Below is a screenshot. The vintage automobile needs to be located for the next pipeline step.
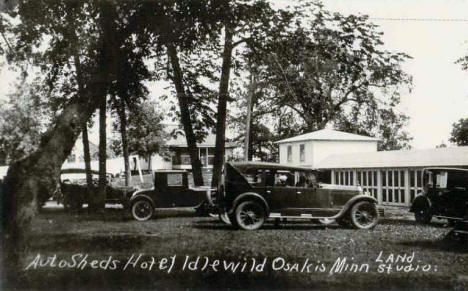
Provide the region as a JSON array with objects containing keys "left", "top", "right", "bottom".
[
  {"left": 59, "top": 168, "right": 134, "bottom": 210},
  {"left": 128, "top": 170, "right": 215, "bottom": 221},
  {"left": 217, "top": 162, "right": 382, "bottom": 230},
  {"left": 410, "top": 167, "right": 468, "bottom": 225}
]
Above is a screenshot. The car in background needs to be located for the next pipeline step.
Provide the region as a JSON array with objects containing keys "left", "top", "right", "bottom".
[
  {"left": 59, "top": 168, "right": 134, "bottom": 209},
  {"left": 217, "top": 162, "right": 382, "bottom": 230},
  {"left": 128, "top": 170, "right": 215, "bottom": 221},
  {"left": 410, "top": 167, "right": 468, "bottom": 225}
]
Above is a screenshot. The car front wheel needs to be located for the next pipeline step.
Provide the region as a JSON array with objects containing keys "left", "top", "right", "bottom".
[
  {"left": 131, "top": 199, "right": 154, "bottom": 221},
  {"left": 349, "top": 201, "right": 379, "bottom": 229},
  {"left": 414, "top": 205, "right": 432, "bottom": 224},
  {"left": 235, "top": 201, "right": 266, "bottom": 230}
]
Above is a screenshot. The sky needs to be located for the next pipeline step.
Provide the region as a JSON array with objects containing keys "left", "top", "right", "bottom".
[
  {"left": 288, "top": 0, "right": 468, "bottom": 149},
  {"left": 1, "top": 0, "right": 468, "bottom": 149}
]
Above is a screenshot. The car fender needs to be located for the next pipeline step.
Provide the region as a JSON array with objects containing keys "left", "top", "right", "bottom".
[
  {"left": 129, "top": 189, "right": 155, "bottom": 208},
  {"left": 230, "top": 192, "right": 270, "bottom": 216},
  {"left": 409, "top": 194, "right": 431, "bottom": 213},
  {"left": 334, "top": 195, "right": 378, "bottom": 218}
]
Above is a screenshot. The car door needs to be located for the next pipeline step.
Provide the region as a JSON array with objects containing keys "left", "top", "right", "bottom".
[
  {"left": 159, "top": 172, "right": 187, "bottom": 207},
  {"left": 269, "top": 170, "right": 313, "bottom": 215},
  {"left": 431, "top": 171, "right": 451, "bottom": 216},
  {"left": 292, "top": 170, "right": 334, "bottom": 216},
  {"left": 446, "top": 171, "right": 468, "bottom": 218}
]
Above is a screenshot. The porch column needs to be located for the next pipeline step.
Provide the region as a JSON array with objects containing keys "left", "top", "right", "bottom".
[
  {"left": 404, "top": 169, "right": 410, "bottom": 206},
  {"left": 331, "top": 170, "right": 335, "bottom": 184},
  {"left": 377, "top": 170, "right": 382, "bottom": 205}
]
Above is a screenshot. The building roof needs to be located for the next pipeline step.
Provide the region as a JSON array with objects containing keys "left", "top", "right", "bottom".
[
  {"left": 316, "top": 146, "right": 468, "bottom": 169},
  {"left": 167, "top": 133, "right": 237, "bottom": 148},
  {"left": 275, "top": 129, "right": 379, "bottom": 144},
  {"left": 229, "top": 161, "right": 316, "bottom": 172}
]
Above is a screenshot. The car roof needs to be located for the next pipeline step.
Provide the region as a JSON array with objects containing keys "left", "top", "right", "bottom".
[
  {"left": 423, "top": 167, "right": 468, "bottom": 172},
  {"left": 229, "top": 161, "right": 316, "bottom": 172}
]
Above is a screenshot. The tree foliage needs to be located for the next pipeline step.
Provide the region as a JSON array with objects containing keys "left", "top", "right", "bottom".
[
  {"left": 449, "top": 118, "right": 468, "bottom": 146},
  {"left": 0, "top": 79, "right": 50, "bottom": 164},
  {"left": 111, "top": 100, "right": 168, "bottom": 159},
  {"left": 230, "top": 2, "right": 413, "bottom": 156}
]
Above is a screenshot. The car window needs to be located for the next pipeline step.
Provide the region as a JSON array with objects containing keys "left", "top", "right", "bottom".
[
  {"left": 295, "top": 170, "right": 316, "bottom": 188},
  {"left": 447, "top": 171, "right": 468, "bottom": 189},
  {"left": 268, "top": 170, "right": 317, "bottom": 188},
  {"left": 272, "top": 170, "right": 294, "bottom": 187},
  {"left": 435, "top": 171, "right": 447, "bottom": 189},
  {"left": 167, "top": 173, "right": 183, "bottom": 186},
  {"left": 243, "top": 169, "right": 263, "bottom": 187}
]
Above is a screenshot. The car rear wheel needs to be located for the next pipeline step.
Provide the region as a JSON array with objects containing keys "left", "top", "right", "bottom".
[
  {"left": 349, "top": 201, "right": 379, "bottom": 229},
  {"left": 131, "top": 199, "right": 154, "bottom": 221},
  {"left": 318, "top": 218, "right": 335, "bottom": 225},
  {"left": 235, "top": 201, "right": 266, "bottom": 230},
  {"left": 219, "top": 212, "right": 231, "bottom": 225},
  {"left": 414, "top": 205, "right": 432, "bottom": 224}
]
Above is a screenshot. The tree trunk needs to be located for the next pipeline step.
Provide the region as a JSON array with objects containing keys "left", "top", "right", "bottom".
[
  {"left": 244, "top": 72, "right": 256, "bottom": 162},
  {"left": 91, "top": 96, "right": 107, "bottom": 210},
  {"left": 148, "top": 154, "right": 152, "bottom": 171},
  {"left": 118, "top": 101, "right": 131, "bottom": 187},
  {"left": 82, "top": 124, "right": 93, "bottom": 192},
  {"left": 211, "top": 23, "right": 234, "bottom": 187},
  {"left": 2, "top": 99, "right": 99, "bottom": 284},
  {"left": 1, "top": 1, "right": 115, "bottom": 283},
  {"left": 166, "top": 44, "right": 204, "bottom": 186}
]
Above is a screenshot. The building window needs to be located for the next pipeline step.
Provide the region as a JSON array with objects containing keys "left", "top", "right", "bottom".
[
  {"left": 287, "top": 145, "right": 292, "bottom": 162},
  {"left": 299, "top": 144, "right": 305, "bottom": 163},
  {"left": 380, "top": 169, "right": 406, "bottom": 205}
]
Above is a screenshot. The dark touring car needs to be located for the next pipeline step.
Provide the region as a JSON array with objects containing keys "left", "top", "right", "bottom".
[
  {"left": 217, "top": 162, "right": 382, "bottom": 230},
  {"left": 128, "top": 170, "right": 215, "bottom": 221},
  {"left": 410, "top": 167, "right": 468, "bottom": 225}
]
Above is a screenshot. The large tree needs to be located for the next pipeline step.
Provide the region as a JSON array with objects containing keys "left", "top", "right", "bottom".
[
  {"left": 0, "top": 0, "right": 139, "bottom": 280},
  {"left": 240, "top": 3, "right": 412, "bottom": 150}
]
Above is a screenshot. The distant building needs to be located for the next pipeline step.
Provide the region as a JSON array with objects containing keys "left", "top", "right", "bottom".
[
  {"left": 167, "top": 133, "right": 237, "bottom": 170},
  {"left": 278, "top": 129, "right": 468, "bottom": 207},
  {"left": 276, "top": 129, "right": 379, "bottom": 168},
  {"left": 64, "top": 131, "right": 237, "bottom": 173}
]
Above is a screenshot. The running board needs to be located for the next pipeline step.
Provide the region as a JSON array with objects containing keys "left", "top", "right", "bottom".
[{"left": 269, "top": 213, "right": 330, "bottom": 220}]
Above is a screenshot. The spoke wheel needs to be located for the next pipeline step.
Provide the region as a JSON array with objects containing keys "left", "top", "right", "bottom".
[
  {"left": 414, "top": 205, "right": 432, "bottom": 224},
  {"left": 350, "top": 201, "right": 379, "bottom": 229},
  {"left": 235, "top": 201, "right": 265, "bottom": 230},
  {"left": 131, "top": 199, "right": 154, "bottom": 221}
]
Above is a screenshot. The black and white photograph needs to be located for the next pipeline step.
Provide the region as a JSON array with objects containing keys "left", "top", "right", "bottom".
[{"left": 0, "top": 0, "right": 467, "bottom": 290}]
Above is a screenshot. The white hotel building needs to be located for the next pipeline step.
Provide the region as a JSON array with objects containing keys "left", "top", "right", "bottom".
[{"left": 277, "top": 129, "right": 468, "bottom": 207}]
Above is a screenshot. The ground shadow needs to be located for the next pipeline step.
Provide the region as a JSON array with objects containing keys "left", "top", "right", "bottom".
[
  {"left": 26, "top": 233, "right": 146, "bottom": 252},
  {"left": 191, "top": 219, "right": 343, "bottom": 231},
  {"left": 395, "top": 231, "right": 468, "bottom": 253},
  {"left": 380, "top": 218, "right": 447, "bottom": 228}
]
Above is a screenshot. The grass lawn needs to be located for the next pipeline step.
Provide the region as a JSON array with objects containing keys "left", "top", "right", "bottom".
[{"left": 3, "top": 205, "right": 468, "bottom": 291}]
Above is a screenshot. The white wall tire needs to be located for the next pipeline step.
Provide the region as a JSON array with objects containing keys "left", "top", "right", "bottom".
[
  {"left": 219, "top": 212, "right": 231, "bottom": 225},
  {"left": 349, "top": 201, "right": 379, "bottom": 229},
  {"left": 131, "top": 199, "right": 154, "bottom": 221},
  {"left": 319, "top": 218, "right": 336, "bottom": 225},
  {"left": 235, "top": 201, "right": 266, "bottom": 230}
]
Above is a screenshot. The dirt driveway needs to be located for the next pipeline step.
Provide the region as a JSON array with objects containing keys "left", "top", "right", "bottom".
[{"left": 6, "top": 205, "right": 468, "bottom": 291}]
